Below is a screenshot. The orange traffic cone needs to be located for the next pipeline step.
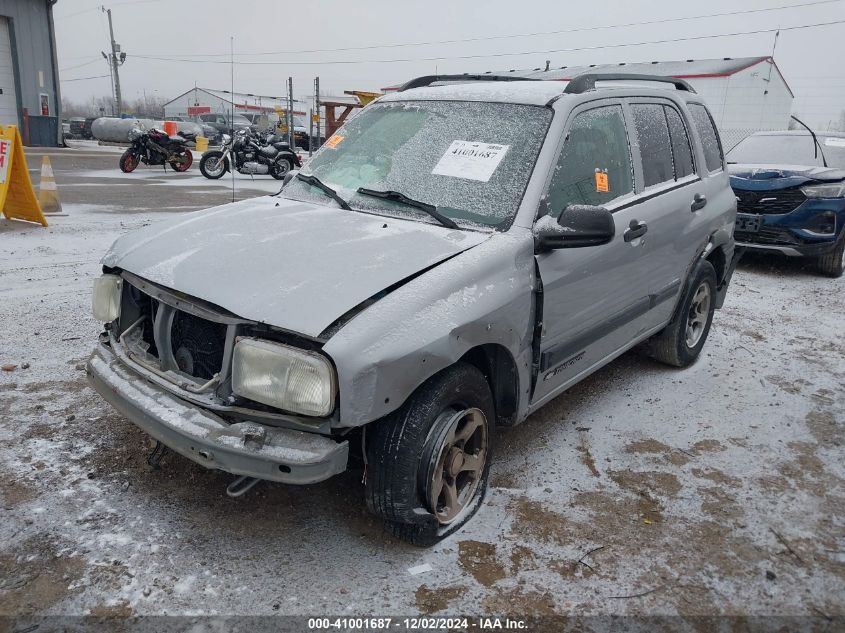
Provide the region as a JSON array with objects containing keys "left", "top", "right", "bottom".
[{"left": 38, "top": 156, "right": 62, "bottom": 214}]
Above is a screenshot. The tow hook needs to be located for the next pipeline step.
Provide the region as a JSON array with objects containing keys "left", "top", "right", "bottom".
[{"left": 226, "top": 475, "right": 261, "bottom": 498}]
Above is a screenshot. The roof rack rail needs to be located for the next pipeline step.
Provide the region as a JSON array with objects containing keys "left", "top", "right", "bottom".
[
  {"left": 397, "top": 74, "right": 540, "bottom": 92},
  {"left": 564, "top": 73, "right": 696, "bottom": 94}
]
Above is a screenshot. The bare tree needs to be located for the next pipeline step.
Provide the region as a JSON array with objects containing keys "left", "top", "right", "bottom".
[{"left": 125, "top": 94, "right": 167, "bottom": 118}]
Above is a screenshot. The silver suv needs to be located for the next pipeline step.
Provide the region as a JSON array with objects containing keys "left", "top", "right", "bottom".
[{"left": 88, "top": 73, "right": 739, "bottom": 545}]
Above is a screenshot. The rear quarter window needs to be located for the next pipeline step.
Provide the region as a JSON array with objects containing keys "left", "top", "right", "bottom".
[{"left": 688, "top": 104, "right": 724, "bottom": 172}]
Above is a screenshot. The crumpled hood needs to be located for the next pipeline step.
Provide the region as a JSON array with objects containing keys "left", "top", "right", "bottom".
[
  {"left": 729, "top": 163, "right": 845, "bottom": 190},
  {"left": 103, "top": 196, "right": 489, "bottom": 338}
]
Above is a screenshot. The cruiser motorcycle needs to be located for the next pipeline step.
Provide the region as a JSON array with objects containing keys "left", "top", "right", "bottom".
[
  {"left": 199, "top": 129, "right": 300, "bottom": 180},
  {"left": 119, "top": 128, "right": 193, "bottom": 173}
]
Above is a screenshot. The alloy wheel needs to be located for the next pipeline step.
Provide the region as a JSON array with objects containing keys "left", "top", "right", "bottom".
[
  {"left": 685, "top": 282, "right": 711, "bottom": 348},
  {"left": 426, "top": 407, "right": 488, "bottom": 525}
]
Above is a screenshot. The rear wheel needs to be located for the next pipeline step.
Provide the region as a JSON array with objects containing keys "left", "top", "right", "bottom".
[
  {"left": 119, "top": 149, "right": 138, "bottom": 173},
  {"left": 646, "top": 259, "right": 717, "bottom": 368},
  {"left": 199, "top": 151, "right": 228, "bottom": 179},
  {"left": 816, "top": 237, "right": 845, "bottom": 278},
  {"left": 270, "top": 158, "right": 293, "bottom": 180},
  {"left": 169, "top": 149, "right": 193, "bottom": 172},
  {"left": 365, "top": 363, "right": 494, "bottom": 546}
]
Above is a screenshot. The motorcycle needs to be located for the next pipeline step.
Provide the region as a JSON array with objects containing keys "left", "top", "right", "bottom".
[
  {"left": 119, "top": 128, "right": 193, "bottom": 173},
  {"left": 199, "top": 129, "right": 300, "bottom": 180}
]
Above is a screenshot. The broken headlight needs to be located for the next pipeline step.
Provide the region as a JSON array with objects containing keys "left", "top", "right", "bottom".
[
  {"left": 92, "top": 274, "right": 122, "bottom": 322},
  {"left": 231, "top": 338, "right": 336, "bottom": 417}
]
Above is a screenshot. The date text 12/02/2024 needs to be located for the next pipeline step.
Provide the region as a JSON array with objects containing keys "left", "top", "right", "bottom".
[{"left": 307, "top": 617, "right": 528, "bottom": 630}]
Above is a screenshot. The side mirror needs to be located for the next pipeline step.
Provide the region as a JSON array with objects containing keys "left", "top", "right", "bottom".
[
  {"left": 283, "top": 169, "right": 300, "bottom": 187},
  {"left": 534, "top": 204, "right": 615, "bottom": 252}
]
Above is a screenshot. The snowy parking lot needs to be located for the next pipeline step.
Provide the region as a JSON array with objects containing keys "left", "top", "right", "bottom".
[{"left": 1, "top": 144, "right": 843, "bottom": 626}]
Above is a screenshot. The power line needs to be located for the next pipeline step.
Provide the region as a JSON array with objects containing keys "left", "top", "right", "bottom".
[
  {"left": 130, "top": 19, "right": 845, "bottom": 66},
  {"left": 60, "top": 57, "right": 102, "bottom": 72},
  {"left": 62, "top": 73, "right": 111, "bottom": 82},
  {"left": 134, "top": 0, "right": 845, "bottom": 58},
  {"left": 55, "top": 0, "right": 164, "bottom": 20}
]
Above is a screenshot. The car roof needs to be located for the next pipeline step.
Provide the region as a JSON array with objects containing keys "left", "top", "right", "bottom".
[
  {"left": 379, "top": 81, "right": 566, "bottom": 106},
  {"left": 746, "top": 130, "right": 845, "bottom": 139},
  {"left": 379, "top": 79, "right": 701, "bottom": 107}
]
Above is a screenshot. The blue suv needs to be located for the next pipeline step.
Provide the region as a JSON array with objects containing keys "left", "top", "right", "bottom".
[{"left": 728, "top": 128, "right": 845, "bottom": 277}]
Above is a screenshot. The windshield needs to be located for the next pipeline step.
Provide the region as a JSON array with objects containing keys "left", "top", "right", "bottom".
[
  {"left": 282, "top": 100, "right": 552, "bottom": 228},
  {"left": 728, "top": 134, "right": 845, "bottom": 169}
]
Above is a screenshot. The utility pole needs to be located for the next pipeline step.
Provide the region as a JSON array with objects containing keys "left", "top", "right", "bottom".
[
  {"left": 286, "top": 77, "right": 294, "bottom": 149},
  {"left": 102, "top": 7, "right": 125, "bottom": 116},
  {"left": 308, "top": 107, "right": 314, "bottom": 157},
  {"left": 314, "top": 76, "right": 321, "bottom": 147}
]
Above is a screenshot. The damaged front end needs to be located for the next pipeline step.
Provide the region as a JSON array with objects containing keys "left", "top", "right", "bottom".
[{"left": 86, "top": 270, "right": 349, "bottom": 485}]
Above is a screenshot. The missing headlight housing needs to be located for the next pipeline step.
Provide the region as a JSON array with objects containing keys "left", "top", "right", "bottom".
[{"left": 231, "top": 338, "right": 336, "bottom": 417}]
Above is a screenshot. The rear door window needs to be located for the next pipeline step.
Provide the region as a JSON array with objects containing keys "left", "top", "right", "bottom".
[
  {"left": 630, "top": 104, "right": 674, "bottom": 187},
  {"left": 689, "top": 103, "right": 724, "bottom": 172},
  {"left": 664, "top": 106, "right": 695, "bottom": 178}
]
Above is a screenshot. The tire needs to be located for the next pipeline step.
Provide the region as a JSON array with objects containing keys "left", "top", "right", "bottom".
[
  {"left": 815, "top": 237, "right": 845, "bottom": 278},
  {"left": 199, "top": 151, "right": 228, "bottom": 179},
  {"left": 646, "top": 259, "right": 718, "bottom": 368},
  {"left": 270, "top": 158, "right": 293, "bottom": 180},
  {"left": 119, "top": 149, "right": 138, "bottom": 173},
  {"left": 365, "top": 362, "right": 495, "bottom": 546},
  {"left": 169, "top": 149, "right": 193, "bottom": 172}
]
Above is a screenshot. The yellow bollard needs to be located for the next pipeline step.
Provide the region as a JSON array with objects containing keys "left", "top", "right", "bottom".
[
  {"left": 195, "top": 136, "right": 208, "bottom": 152},
  {"left": 38, "top": 156, "right": 62, "bottom": 214}
]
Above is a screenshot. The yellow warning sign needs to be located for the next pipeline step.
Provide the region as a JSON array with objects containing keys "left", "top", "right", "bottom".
[
  {"left": 595, "top": 171, "right": 609, "bottom": 193},
  {"left": 0, "top": 125, "right": 47, "bottom": 226}
]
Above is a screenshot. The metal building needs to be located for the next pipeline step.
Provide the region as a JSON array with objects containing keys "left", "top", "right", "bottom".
[
  {"left": 163, "top": 87, "right": 307, "bottom": 121},
  {"left": 0, "top": 0, "right": 61, "bottom": 146},
  {"left": 386, "top": 56, "right": 793, "bottom": 150}
]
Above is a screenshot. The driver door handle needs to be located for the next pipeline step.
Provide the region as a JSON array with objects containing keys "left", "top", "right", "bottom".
[
  {"left": 691, "top": 193, "right": 707, "bottom": 212},
  {"left": 624, "top": 220, "right": 648, "bottom": 242}
]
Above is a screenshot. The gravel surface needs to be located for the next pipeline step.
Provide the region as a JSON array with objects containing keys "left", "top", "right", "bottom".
[{"left": 1, "top": 147, "right": 843, "bottom": 626}]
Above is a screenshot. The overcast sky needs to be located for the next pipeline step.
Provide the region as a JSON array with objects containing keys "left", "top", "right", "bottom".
[{"left": 55, "top": 0, "right": 845, "bottom": 128}]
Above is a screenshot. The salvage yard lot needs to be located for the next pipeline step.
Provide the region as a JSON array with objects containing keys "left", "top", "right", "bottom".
[{"left": 0, "top": 145, "right": 843, "bottom": 621}]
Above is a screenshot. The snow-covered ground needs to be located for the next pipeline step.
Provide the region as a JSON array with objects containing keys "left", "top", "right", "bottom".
[{"left": 0, "top": 154, "right": 843, "bottom": 626}]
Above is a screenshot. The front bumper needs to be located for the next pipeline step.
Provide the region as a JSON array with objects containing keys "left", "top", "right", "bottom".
[
  {"left": 86, "top": 344, "right": 349, "bottom": 484},
  {"left": 734, "top": 199, "right": 845, "bottom": 257}
]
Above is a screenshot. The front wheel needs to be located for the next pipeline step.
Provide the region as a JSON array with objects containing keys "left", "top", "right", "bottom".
[
  {"left": 119, "top": 149, "right": 139, "bottom": 173},
  {"left": 270, "top": 158, "right": 293, "bottom": 180},
  {"left": 365, "top": 362, "right": 494, "bottom": 546},
  {"left": 815, "top": 237, "right": 845, "bottom": 278},
  {"left": 646, "top": 259, "right": 717, "bottom": 368},
  {"left": 169, "top": 149, "right": 193, "bottom": 172},
  {"left": 199, "top": 151, "right": 228, "bottom": 179}
]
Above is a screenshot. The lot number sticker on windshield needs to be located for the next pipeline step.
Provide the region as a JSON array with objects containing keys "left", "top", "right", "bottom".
[
  {"left": 432, "top": 140, "right": 510, "bottom": 182},
  {"left": 824, "top": 137, "right": 845, "bottom": 148},
  {"left": 595, "top": 170, "right": 609, "bottom": 193},
  {"left": 325, "top": 134, "right": 344, "bottom": 149}
]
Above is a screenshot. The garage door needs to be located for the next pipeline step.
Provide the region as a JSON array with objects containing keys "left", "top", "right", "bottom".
[{"left": 0, "top": 17, "right": 19, "bottom": 127}]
